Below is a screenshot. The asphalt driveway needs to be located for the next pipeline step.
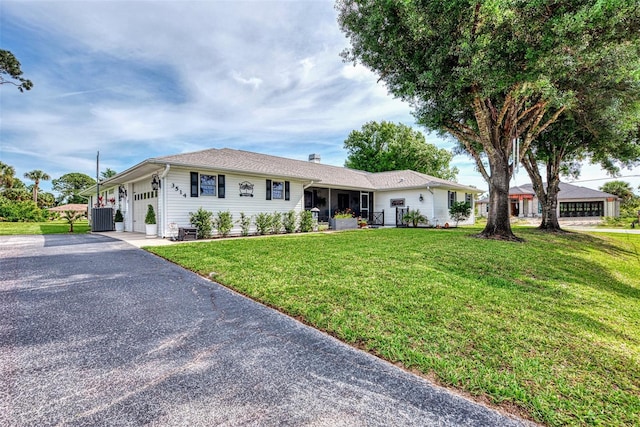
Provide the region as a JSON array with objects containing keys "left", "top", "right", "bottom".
[{"left": 0, "top": 234, "right": 534, "bottom": 426}]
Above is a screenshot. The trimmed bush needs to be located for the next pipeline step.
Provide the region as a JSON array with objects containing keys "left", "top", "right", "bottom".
[
  {"left": 237, "top": 212, "right": 252, "bottom": 236},
  {"left": 299, "top": 210, "right": 313, "bottom": 232},
  {"left": 189, "top": 207, "right": 213, "bottom": 239},
  {"left": 270, "top": 212, "right": 282, "bottom": 234},
  {"left": 214, "top": 210, "right": 233, "bottom": 237},
  {"left": 255, "top": 212, "right": 271, "bottom": 235},
  {"left": 283, "top": 210, "right": 297, "bottom": 233}
]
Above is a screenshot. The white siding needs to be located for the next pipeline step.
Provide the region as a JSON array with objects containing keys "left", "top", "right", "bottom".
[
  {"left": 373, "top": 189, "right": 432, "bottom": 226},
  {"left": 161, "top": 167, "right": 304, "bottom": 237},
  {"left": 374, "top": 188, "right": 475, "bottom": 226}
]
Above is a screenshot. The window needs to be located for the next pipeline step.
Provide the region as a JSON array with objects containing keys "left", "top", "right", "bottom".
[
  {"left": 465, "top": 193, "right": 472, "bottom": 205},
  {"left": 272, "top": 181, "right": 284, "bottom": 199},
  {"left": 448, "top": 191, "right": 457, "bottom": 208},
  {"left": 200, "top": 174, "right": 216, "bottom": 196},
  {"left": 559, "top": 201, "right": 603, "bottom": 217},
  {"left": 191, "top": 172, "right": 225, "bottom": 198},
  {"left": 266, "top": 179, "right": 290, "bottom": 200}
]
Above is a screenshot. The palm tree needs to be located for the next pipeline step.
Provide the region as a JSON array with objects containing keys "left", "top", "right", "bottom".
[
  {"left": 100, "top": 168, "right": 117, "bottom": 181},
  {"left": 24, "top": 169, "right": 51, "bottom": 204},
  {"left": 600, "top": 181, "right": 635, "bottom": 204},
  {"left": 0, "top": 161, "right": 16, "bottom": 189}
]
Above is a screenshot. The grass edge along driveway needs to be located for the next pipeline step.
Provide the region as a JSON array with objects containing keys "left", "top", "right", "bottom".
[{"left": 147, "top": 227, "right": 640, "bottom": 427}]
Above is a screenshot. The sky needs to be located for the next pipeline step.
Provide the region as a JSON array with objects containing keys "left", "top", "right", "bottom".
[{"left": 1, "top": 0, "right": 638, "bottom": 196}]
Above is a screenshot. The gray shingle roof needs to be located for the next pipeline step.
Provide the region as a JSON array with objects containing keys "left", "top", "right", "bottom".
[
  {"left": 151, "top": 148, "right": 480, "bottom": 192},
  {"left": 477, "top": 182, "right": 619, "bottom": 202},
  {"left": 516, "top": 183, "right": 618, "bottom": 199}
]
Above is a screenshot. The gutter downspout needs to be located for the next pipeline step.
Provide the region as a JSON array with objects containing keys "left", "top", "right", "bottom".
[
  {"left": 426, "top": 185, "right": 435, "bottom": 225},
  {"left": 159, "top": 164, "right": 170, "bottom": 238}
]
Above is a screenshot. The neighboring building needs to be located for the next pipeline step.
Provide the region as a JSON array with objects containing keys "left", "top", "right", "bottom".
[
  {"left": 476, "top": 182, "right": 620, "bottom": 219},
  {"left": 48, "top": 203, "right": 88, "bottom": 216},
  {"left": 81, "top": 148, "right": 482, "bottom": 237}
]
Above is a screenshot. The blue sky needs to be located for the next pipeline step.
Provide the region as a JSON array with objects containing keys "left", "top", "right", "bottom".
[{"left": 1, "top": 0, "right": 637, "bottom": 195}]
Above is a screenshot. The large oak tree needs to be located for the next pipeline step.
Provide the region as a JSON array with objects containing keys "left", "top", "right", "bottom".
[{"left": 337, "top": 0, "right": 640, "bottom": 240}]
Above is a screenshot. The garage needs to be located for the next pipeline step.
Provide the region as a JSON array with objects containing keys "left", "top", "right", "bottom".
[{"left": 132, "top": 180, "right": 158, "bottom": 233}]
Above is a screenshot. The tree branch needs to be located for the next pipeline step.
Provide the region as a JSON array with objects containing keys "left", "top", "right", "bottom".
[{"left": 444, "top": 124, "right": 490, "bottom": 181}]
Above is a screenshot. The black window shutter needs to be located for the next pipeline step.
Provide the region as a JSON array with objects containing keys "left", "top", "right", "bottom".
[
  {"left": 266, "top": 179, "right": 272, "bottom": 200},
  {"left": 190, "top": 172, "right": 199, "bottom": 197},
  {"left": 285, "top": 181, "right": 290, "bottom": 201},
  {"left": 218, "top": 175, "right": 225, "bottom": 198}
]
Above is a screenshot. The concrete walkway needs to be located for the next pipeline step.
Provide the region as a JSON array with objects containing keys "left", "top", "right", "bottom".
[{"left": 0, "top": 234, "right": 535, "bottom": 426}]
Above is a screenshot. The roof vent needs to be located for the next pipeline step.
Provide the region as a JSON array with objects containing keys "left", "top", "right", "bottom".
[{"left": 308, "top": 153, "right": 321, "bottom": 163}]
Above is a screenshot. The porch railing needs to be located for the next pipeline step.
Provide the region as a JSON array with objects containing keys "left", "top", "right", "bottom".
[{"left": 370, "top": 210, "right": 384, "bottom": 226}]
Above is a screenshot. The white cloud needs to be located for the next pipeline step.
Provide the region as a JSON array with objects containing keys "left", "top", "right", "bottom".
[
  {"left": 9, "top": 0, "right": 629, "bottom": 196},
  {"left": 231, "top": 71, "right": 263, "bottom": 90}
]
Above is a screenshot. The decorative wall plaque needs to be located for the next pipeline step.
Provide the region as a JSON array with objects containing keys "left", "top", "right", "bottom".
[{"left": 239, "top": 181, "right": 254, "bottom": 197}]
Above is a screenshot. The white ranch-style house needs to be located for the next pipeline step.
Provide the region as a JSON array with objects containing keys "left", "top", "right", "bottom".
[{"left": 83, "top": 148, "right": 482, "bottom": 237}]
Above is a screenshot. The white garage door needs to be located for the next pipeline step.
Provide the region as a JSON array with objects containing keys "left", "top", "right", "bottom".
[{"left": 132, "top": 180, "right": 158, "bottom": 233}]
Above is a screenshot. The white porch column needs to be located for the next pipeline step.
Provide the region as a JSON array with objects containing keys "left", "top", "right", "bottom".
[{"left": 519, "top": 199, "right": 524, "bottom": 217}]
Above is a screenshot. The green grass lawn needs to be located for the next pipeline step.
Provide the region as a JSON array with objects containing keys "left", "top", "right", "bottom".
[
  {"left": 0, "top": 220, "right": 90, "bottom": 235},
  {"left": 147, "top": 228, "right": 640, "bottom": 426}
]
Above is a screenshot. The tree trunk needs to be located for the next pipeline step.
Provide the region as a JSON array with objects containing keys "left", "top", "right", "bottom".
[
  {"left": 522, "top": 148, "right": 564, "bottom": 232},
  {"left": 446, "top": 88, "right": 564, "bottom": 240},
  {"left": 477, "top": 155, "right": 521, "bottom": 241},
  {"left": 538, "top": 185, "right": 561, "bottom": 230}
]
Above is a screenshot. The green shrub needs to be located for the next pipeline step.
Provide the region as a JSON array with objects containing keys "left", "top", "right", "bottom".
[
  {"left": 214, "top": 210, "right": 233, "bottom": 237},
  {"left": 237, "top": 212, "right": 252, "bottom": 236},
  {"left": 283, "top": 210, "right": 297, "bottom": 233},
  {"left": 255, "top": 212, "right": 271, "bottom": 235},
  {"left": 299, "top": 210, "right": 313, "bottom": 232},
  {"left": 114, "top": 209, "right": 124, "bottom": 222},
  {"left": 449, "top": 202, "right": 471, "bottom": 226},
  {"left": 270, "top": 212, "right": 282, "bottom": 234},
  {"left": 601, "top": 216, "right": 636, "bottom": 228},
  {"left": 0, "top": 196, "right": 47, "bottom": 222},
  {"left": 403, "top": 209, "right": 426, "bottom": 227},
  {"left": 189, "top": 207, "right": 213, "bottom": 239},
  {"left": 144, "top": 204, "right": 156, "bottom": 225}
]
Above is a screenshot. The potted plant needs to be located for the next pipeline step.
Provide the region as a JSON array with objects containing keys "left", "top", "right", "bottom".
[
  {"left": 145, "top": 204, "right": 157, "bottom": 238},
  {"left": 329, "top": 208, "right": 358, "bottom": 230},
  {"left": 114, "top": 209, "right": 124, "bottom": 232}
]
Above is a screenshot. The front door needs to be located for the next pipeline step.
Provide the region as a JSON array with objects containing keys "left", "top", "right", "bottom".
[
  {"left": 510, "top": 201, "right": 519, "bottom": 217},
  {"left": 360, "top": 192, "right": 369, "bottom": 220},
  {"left": 338, "top": 193, "right": 350, "bottom": 212}
]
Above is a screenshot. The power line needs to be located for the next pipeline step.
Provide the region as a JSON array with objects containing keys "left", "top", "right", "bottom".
[{"left": 570, "top": 174, "right": 640, "bottom": 183}]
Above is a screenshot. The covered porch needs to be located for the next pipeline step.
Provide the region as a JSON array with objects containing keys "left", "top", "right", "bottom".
[{"left": 304, "top": 186, "right": 379, "bottom": 224}]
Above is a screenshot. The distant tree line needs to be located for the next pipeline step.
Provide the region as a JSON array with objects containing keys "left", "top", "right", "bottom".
[{"left": 0, "top": 160, "right": 115, "bottom": 222}]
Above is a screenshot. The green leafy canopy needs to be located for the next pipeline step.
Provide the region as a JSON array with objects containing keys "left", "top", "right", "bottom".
[{"left": 344, "top": 121, "right": 458, "bottom": 180}]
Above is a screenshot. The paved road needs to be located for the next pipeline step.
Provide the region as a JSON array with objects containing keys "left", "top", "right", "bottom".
[{"left": 0, "top": 234, "right": 534, "bottom": 426}]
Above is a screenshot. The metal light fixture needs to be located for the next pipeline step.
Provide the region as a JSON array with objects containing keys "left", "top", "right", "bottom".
[
  {"left": 419, "top": 193, "right": 424, "bottom": 202},
  {"left": 151, "top": 173, "right": 161, "bottom": 191},
  {"left": 118, "top": 185, "right": 127, "bottom": 199}
]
